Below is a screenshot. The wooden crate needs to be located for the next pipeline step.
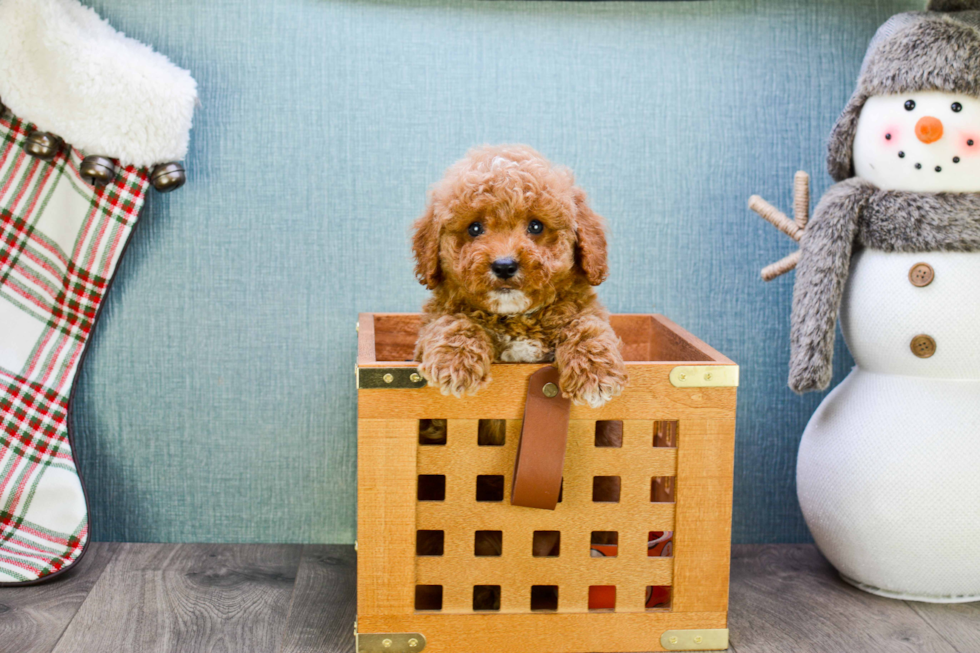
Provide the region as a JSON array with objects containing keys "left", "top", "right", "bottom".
[{"left": 356, "top": 313, "right": 737, "bottom": 653}]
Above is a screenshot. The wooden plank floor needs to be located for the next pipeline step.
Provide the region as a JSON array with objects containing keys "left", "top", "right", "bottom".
[{"left": 1, "top": 544, "right": 976, "bottom": 653}]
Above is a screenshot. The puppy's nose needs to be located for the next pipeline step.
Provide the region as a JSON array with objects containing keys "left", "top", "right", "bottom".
[
  {"left": 491, "top": 258, "right": 519, "bottom": 279},
  {"left": 916, "top": 116, "right": 944, "bottom": 144}
]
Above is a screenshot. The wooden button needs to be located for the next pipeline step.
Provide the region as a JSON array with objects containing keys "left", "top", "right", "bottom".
[
  {"left": 909, "top": 262, "right": 934, "bottom": 287},
  {"left": 910, "top": 334, "right": 936, "bottom": 359}
]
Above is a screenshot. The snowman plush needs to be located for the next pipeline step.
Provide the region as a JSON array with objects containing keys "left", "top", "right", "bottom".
[{"left": 763, "top": 0, "right": 980, "bottom": 602}]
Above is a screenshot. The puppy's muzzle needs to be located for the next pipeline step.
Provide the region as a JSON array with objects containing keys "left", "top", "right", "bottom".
[{"left": 491, "top": 257, "right": 519, "bottom": 280}]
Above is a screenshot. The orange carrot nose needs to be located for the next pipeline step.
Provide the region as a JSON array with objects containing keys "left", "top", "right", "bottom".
[{"left": 916, "top": 116, "right": 944, "bottom": 144}]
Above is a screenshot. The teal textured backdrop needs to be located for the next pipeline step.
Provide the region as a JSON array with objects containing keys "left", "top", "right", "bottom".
[{"left": 72, "top": 0, "right": 920, "bottom": 544}]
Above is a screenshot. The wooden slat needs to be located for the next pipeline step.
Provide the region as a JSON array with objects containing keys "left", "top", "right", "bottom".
[
  {"left": 357, "top": 611, "right": 728, "bottom": 653},
  {"left": 51, "top": 543, "right": 300, "bottom": 653},
  {"left": 649, "top": 315, "right": 734, "bottom": 364},
  {"left": 279, "top": 545, "right": 357, "bottom": 653},
  {"left": 359, "top": 365, "right": 737, "bottom": 421},
  {"left": 671, "top": 419, "right": 736, "bottom": 614},
  {"left": 906, "top": 601, "right": 980, "bottom": 653},
  {"left": 372, "top": 314, "right": 424, "bottom": 362},
  {"left": 0, "top": 542, "right": 118, "bottom": 653},
  {"left": 729, "top": 544, "right": 958, "bottom": 653},
  {"left": 608, "top": 314, "right": 654, "bottom": 362},
  {"left": 357, "top": 313, "right": 377, "bottom": 363},
  {"left": 416, "top": 420, "right": 677, "bottom": 487},
  {"left": 416, "top": 501, "right": 675, "bottom": 534},
  {"left": 415, "top": 555, "right": 673, "bottom": 603},
  {"left": 357, "top": 419, "right": 419, "bottom": 617}
]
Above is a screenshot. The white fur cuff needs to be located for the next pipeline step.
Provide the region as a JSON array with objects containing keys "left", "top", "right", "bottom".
[{"left": 0, "top": 0, "right": 197, "bottom": 168}]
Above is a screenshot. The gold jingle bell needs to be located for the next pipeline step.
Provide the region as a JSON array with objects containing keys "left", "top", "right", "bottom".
[
  {"left": 25, "top": 131, "right": 62, "bottom": 161},
  {"left": 80, "top": 156, "right": 116, "bottom": 185},
  {"left": 150, "top": 162, "right": 186, "bottom": 193}
]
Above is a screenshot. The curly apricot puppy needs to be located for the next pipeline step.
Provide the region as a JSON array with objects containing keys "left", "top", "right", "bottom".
[{"left": 412, "top": 144, "right": 628, "bottom": 408}]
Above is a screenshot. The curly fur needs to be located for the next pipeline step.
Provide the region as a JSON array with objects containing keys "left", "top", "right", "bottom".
[
  {"left": 790, "top": 182, "right": 980, "bottom": 393},
  {"left": 412, "top": 144, "right": 627, "bottom": 408}
]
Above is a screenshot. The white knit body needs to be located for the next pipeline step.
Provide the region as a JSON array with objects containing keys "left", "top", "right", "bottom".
[{"left": 797, "top": 248, "right": 980, "bottom": 602}]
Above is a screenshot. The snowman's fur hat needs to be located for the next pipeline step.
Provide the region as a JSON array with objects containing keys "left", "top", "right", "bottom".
[{"left": 827, "top": 2, "right": 980, "bottom": 181}]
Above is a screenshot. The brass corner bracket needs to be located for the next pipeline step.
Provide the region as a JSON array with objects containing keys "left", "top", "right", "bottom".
[
  {"left": 356, "top": 367, "right": 427, "bottom": 389},
  {"left": 669, "top": 365, "right": 739, "bottom": 388},
  {"left": 661, "top": 628, "right": 729, "bottom": 651},
  {"left": 357, "top": 633, "right": 427, "bottom": 653}
]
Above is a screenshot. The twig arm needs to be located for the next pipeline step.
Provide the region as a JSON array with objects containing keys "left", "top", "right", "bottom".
[
  {"left": 748, "top": 195, "right": 802, "bottom": 242},
  {"left": 761, "top": 250, "right": 800, "bottom": 282},
  {"left": 793, "top": 171, "right": 810, "bottom": 229}
]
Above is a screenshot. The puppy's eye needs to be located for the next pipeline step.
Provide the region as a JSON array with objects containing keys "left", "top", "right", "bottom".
[
  {"left": 905, "top": 100, "right": 916, "bottom": 111},
  {"left": 467, "top": 222, "right": 484, "bottom": 237},
  {"left": 527, "top": 219, "right": 544, "bottom": 235},
  {"left": 952, "top": 102, "right": 963, "bottom": 113}
]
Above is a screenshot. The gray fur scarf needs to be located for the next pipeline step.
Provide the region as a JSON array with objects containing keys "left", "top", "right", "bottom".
[{"left": 790, "top": 181, "right": 980, "bottom": 393}]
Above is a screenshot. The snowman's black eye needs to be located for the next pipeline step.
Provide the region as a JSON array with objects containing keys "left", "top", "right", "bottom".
[
  {"left": 527, "top": 219, "right": 544, "bottom": 235},
  {"left": 467, "top": 222, "right": 484, "bottom": 237},
  {"left": 905, "top": 100, "right": 916, "bottom": 111},
  {"left": 952, "top": 102, "right": 963, "bottom": 113}
]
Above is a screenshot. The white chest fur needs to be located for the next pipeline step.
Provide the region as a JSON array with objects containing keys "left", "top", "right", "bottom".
[{"left": 497, "top": 335, "right": 553, "bottom": 363}]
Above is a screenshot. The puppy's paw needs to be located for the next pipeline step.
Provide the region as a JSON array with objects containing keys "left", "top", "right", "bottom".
[
  {"left": 559, "top": 351, "right": 628, "bottom": 409},
  {"left": 419, "top": 345, "right": 492, "bottom": 398}
]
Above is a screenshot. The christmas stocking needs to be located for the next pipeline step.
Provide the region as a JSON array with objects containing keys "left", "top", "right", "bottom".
[{"left": 0, "top": 0, "right": 196, "bottom": 584}]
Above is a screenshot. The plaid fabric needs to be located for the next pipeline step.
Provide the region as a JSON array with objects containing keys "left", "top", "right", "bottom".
[{"left": 0, "top": 111, "right": 149, "bottom": 584}]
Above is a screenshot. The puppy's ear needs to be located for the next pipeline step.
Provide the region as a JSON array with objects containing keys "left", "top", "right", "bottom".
[
  {"left": 573, "top": 188, "right": 609, "bottom": 286},
  {"left": 412, "top": 201, "right": 442, "bottom": 289}
]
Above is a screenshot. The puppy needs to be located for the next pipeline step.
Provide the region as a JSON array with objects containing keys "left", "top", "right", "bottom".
[{"left": 411, "top": 144, "right": 628, "bottom": 408}]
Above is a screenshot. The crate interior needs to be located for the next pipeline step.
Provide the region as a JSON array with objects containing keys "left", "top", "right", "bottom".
[{"left": 366, "top": 314, "right": 717, "bottom": 363}]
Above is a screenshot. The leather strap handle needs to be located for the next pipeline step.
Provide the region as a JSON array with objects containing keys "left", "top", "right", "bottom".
[{"left": 511, "top": 366, "right": 571, "bottom": 510}]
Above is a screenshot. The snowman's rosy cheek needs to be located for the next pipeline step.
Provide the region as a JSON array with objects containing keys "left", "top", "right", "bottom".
[
  {"left": 881, "top": 126, "right": 901, "bottom": 146},
  {"left": 957, "top": 133, "right": 980, "bottom": 158}
]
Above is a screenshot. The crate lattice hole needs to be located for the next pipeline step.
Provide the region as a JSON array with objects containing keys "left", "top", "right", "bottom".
[
  {"left": 589, "top": 586, "right": 617, "bottom": 612},
  {"left": 474, "top": 530, "right": 503, "bottom": 557},
  {"left": 590, "top": 531, "right": 619, "bottom": 557},
  {"left": 592, "top": 476, "right": 621, "bottom": 503},
  {"left": 651, "top": 476, "right": 676, "bottom": 503},
  {"left": 645, "top": 585, "right": 672, "bottom": 611},
  {"left": 478, "top": 419, "right": 506, "bottom": 446},
  {"left": 415, "top": 585, "right": 443, "bottom": 611},
  {"left": 476, "top": 475, "right": 504, "bottom": 502},
  {"left": 417, "top": 474, "right": 446, "bottom": 501},
  {"left": 530, "top": 585, "right": 559, "bottom": 612},
  {"left": 416, "top": 530, "right": 444, "bottom": 556},
  {"left": 418, "top": 419, "right": 447, "bottom": 445},
  {"left": 473, "top": 585, "right": 501, "bottom": 612},
  {"left": 594, "top": 420, "right": 623, "bottom": 447},
  {"left": 648, "top": 531, "right": 674, "bottom": 558},
  {"left": 532, "top": 531, "right": 561, "bottom": 557},
  {"left": 653, "top": 420, "right": 678, "bottom": 447}
]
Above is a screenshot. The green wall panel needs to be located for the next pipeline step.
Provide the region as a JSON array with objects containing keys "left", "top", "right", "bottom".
[{"left": 70, "top": 0, "right": 921, "bottom": 543}]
